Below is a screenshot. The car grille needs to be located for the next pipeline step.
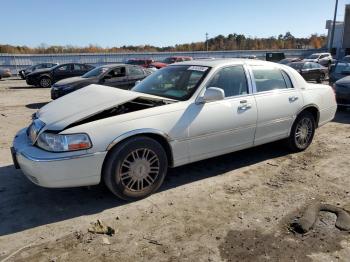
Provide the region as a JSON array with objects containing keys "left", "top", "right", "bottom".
[{"left": 28, "top": 119, "right": 45, "bottom": 144}]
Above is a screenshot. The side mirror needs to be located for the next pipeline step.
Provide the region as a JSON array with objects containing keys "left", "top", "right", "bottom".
[
  {"left": 135, "top": 80, "right": 141, "bottom": 86},
  {"left": 197, "top": 87, "right": 225, "bottom": 104}
]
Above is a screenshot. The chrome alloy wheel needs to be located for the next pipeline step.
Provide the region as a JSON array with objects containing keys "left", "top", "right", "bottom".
[
  {"left": 119, "top": 148, "right": 160, "bottom": 192},
  {"left": 295, "top": 118, "right": 313, "bottom": 148}
]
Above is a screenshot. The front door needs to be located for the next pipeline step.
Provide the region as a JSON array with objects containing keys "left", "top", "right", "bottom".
[
  {"left": 53, "top": 64, "right": 73, "bottom": 82},
  {"left": 101, "top": 67, "right": 130, "bottom": 89},
  {"left": 188, "top": 65, "right": 257, "bottom": 162},
  {"left": 250, "top": 66, "right": 303, "bottom": 146}
]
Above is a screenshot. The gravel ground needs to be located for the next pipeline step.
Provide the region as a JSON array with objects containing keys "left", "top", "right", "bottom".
[{"left": 0, "top": 78, "right": 349, "bottom": 262}]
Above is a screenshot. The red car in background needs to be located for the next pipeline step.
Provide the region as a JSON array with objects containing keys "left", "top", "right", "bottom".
[
  {"left": 126, "top": 59, "right": 154, "bottom": 68},
  {"left": 151, "top": 56, "right": 193, "bottom": 69}
]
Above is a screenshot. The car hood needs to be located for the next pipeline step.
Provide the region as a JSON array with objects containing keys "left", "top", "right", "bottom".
[
  {"left": 36, "top": 84, "right": 168, "bottom": 131},
  {"left": 336, "top": 76, "right": 350, "bottom": 86},
  {"left": 54, "top": 76, "right": 91, "bottom": 87}
]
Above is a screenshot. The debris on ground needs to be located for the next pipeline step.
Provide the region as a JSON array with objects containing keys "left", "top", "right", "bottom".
[
  {"left": 101, "top": 237, "right": 111, "bottom": 245},
  {"left": 88, "top": 220, "right": 115, "bottom": 236},
  {"left": 143, "top": 237, "right": 163, "bottom": 246},
  {"left": 290, "top": 202, "right": 350, "bottom": 234}
]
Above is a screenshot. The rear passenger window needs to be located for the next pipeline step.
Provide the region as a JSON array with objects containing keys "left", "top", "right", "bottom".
[
  {"left": 206, "top": 66, "right": 248, "bottom": 97},
  {"left": 252, "top": 67, "right": 287, "bottom": 92}
]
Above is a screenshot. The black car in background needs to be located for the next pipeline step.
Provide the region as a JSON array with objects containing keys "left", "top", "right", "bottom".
[
  {"left": 19, "top": 63, "right": 58, "bottom": 79},
  {"left": 278, "top": 58, "right": 302, "bottom": 65},
  {"left": 26, "top": 63, "right": 94, "bottom": 88},
  {"left": 329, "top": 61, "right": 350, "bottom": 84},
  {"left": 288, "top": 62, "right": 328, "bottom": 83},
  {"left": 51, "top": 64, "right": 153, "bottom": 99},
  {"left": 333, "top": 76, "right": 350, "bottom": 108}
]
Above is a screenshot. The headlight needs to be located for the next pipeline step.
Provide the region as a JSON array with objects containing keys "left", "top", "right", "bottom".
[{"left": 37, "top": 133, "right": 92, "bottom": 152}]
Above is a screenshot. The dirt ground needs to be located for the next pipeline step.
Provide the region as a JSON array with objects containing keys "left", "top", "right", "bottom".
[{"left": 0, "top": 78, "right": 349, "bottom": 262}]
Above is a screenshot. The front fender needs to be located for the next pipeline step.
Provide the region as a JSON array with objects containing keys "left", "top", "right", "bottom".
[{"left": 106, "top": 128, "right": 171, "bottom": 151}]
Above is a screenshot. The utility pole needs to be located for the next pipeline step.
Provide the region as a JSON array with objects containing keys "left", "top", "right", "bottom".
[
  {"left": 329, "top": 0, "right": 339, "bottom": 54},
  {"left": 205, "top": 33, "right": 209, "bottom": 52}
]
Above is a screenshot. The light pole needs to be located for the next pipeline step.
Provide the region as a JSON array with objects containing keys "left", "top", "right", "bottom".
[
  {"left": 329, "top": 0, "right": 339, "bottom": 54},
  {"left": 205, "top": 33, "right": 209, "bottom": 52}
]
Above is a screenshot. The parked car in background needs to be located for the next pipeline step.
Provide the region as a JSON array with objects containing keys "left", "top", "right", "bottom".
[
  {"left": 0, "top": 68, "right": 11, "bottom": 79},
  {"left": 329, "top": 61, "right": 350, "bottom": 84},
  {"left": 278, "top": 58, "right": 302, "bottom": 65},
  {"left": 126, "top": 59, "right": 154, "bottom": 68},
  {"left": 151, "top": 56, "right": 193, "bottom": 69},
  {"left": 194, "top": 57, "right": 216, "bottom": 60},
  {"left": 303, "top": 53, "right": 333, "bottom": 67},
  {"left": 12, "top": 59, "right": 337, "bottom": 200},
  {"left": 241, "top": 55, "right": 257, "bottom": 60},
  {"left": 266, "top": 52, "right": 285, "bottom": 62},
  {"left": 288, "top": 62, "right": 328, "bottom": 83},
  {"left": 26, "top": 63, "right": 95, "bottom": 88},
  {"left": 333, "top": 76, "right": 350, "bottom": 108},
  {"left": 19, "top": 63, "right": 58, "bottom": 79},
  {"left": 341, "top": 55, "right": 350, "bottom": 63},
  {"left": 51, "top": 64, "right": 152, "bottom": 99}
]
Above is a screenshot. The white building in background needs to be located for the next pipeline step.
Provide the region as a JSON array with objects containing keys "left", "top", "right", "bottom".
[{"left": 326, "top": 4, "right": 350, "bottom": 58}]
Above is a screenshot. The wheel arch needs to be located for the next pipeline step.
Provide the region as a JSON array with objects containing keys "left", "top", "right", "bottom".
[
  {"left": 296, "top": 104, "right": 320, "bottom": 128},
  {"left": 105, "top": 129, "right": 174, "bottom": 167}
]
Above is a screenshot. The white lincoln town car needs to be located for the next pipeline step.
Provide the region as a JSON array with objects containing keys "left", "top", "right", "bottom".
[{"left": 12, "top": 59, "right": 337, "bottom": 200}]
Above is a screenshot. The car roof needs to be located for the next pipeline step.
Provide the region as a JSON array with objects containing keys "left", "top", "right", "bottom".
[{"left": 170, "top": 58, "right": 278, "bottom": 68}]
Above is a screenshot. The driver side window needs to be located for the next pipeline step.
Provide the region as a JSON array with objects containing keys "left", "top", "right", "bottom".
[
  {"left": 206, "top": 66, "right": 248, "bottom": 97},
  {"left": 56, "top": 65, "right": 70, "bottom": 71},
  {"left": 107, "top": 67, "right": 126, "bottom": 79}
]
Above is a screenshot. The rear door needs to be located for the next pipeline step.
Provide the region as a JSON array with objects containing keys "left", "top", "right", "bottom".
[
  {"left": 72, "top": 64, "right": 86, "bottom": 77},
  {"left": 127, "top": 66, "right": 147, "bottom": 88},
  {"left": 251, "top": 66, "right": 303, "bottom": 145}
]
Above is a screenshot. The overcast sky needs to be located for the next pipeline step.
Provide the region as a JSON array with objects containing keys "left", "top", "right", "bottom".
[{"left": 1, "top": 0, "right": 349, "bottom": 47}]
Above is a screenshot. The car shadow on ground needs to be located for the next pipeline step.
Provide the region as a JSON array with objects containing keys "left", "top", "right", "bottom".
[
  {"left": 8, "top": 86, "right": 41, "bottom": 90},
  {"left": 25, "top": 102, "right": 49, "bottom": 109},
  {"left": 0, "top": 141, "right": 289, "bottom": 237},
  {"left": 332, "top": 109, "right": 350, "bottom": 124}
]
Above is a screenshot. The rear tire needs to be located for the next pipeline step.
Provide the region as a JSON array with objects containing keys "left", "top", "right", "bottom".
[
  {"left": 103, "top": 136, "right": 168, "bottom": 201},
  {"left": 287, "top": 111, "right": 316, "bottom": 152},
  {"left": 39, "top": 77, "right": 52, "bottom": 88}
]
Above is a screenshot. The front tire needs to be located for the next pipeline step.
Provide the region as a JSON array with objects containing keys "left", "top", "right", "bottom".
[
  {"left": 287, "top": 111, "right": 316, "bottom": 152},
  {"left": 39, "top": 77, "right": 52, "bottom": 88},
  {"left": 103, "top": 136, "right": 168, "bottom": 200}
]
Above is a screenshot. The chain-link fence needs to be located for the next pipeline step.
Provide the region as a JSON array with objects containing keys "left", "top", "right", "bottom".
[{"left": 0, "top": 49, "right": 321, "bottom": 75}]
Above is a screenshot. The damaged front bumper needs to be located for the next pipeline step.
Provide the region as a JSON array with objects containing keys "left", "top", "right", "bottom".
[{"left": 12, "top": 128, "right": 107, "bottom": 188}]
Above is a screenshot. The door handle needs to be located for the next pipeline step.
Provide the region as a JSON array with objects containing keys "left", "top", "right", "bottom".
[
  {"left": 238, "top": 101, "right": 252, "bottom": 111},
  {"left": 289, "top": 96, "right": 299, "bottom": 102}
]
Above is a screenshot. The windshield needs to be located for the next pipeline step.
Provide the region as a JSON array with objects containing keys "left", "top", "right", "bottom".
[
  {"left": 334, "top": 62, "right": 350, "bottom": 74},
  {"left": 307, "top": 54, "right": 320, "bottom": 59},
  {"left": 162, "top": 57, "right": 177, "bottom": 64},
  {"left": 289, "top": 63, "right": 304, "bottom": 70},
  {"left": 82, "top": 66, "right": 108, "bottom": 78},
  {"left": 132, "top": 65, "right": 210, "bottom": 100}
]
